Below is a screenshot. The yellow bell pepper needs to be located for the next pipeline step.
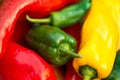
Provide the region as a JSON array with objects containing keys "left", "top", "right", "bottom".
[
  {"left": 73, "top": 0, "right": 120, "bottom": 79},
  {"left": 110, "top": 1, "right": 120, "bottom": 50}
]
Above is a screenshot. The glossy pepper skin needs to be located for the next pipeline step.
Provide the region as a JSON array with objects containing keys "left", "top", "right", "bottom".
[
  {"left": 103, "top": 50, "right": 120, "bottom": 80},
  {"left": 0, "top": 41, "right": 56, "bottom": 80},
  {"left": 0, "top": 0, "right": 77, "bottom": 58},
  {"left": 108, "top": 0, "right": 120, "bottom": 51},
  {"left": 25, "top": 0, "right": 91, "bottom": 28},
  {"left": 73, "top": 0, "right": 119, "bottom": 79},
  {"left": 25, "top": 25, "right": 81, "bottom": 66}
]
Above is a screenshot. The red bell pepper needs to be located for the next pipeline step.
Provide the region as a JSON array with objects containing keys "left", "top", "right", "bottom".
[
  {"left": 0, "top": 0, "right": 80, "bottom": 58},
  {"left": 0, "top": 41, "right": 56, "bottom": 80}
]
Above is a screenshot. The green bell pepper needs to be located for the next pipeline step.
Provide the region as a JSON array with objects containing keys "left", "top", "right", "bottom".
[
  {"left": 103, "top": 50, "right": 120, "bottom": 80},
  {"left": 26, "top": 0, "right": 91, "bottom": 28},
  {"left": 25, "top": 25, "right": 81, "bottom": 66}
]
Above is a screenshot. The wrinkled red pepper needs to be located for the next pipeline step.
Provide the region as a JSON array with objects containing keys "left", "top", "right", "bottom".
[
  {"left": 0, "top": 0, "right": 80, "bottom": 58},
  {"left": 0, "top": 41, "right": 56, "bottom": 80}
]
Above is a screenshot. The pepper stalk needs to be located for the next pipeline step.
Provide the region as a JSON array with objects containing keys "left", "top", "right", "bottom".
[{"left": 26, "top": 0, "right": 91, "bottom": 28}]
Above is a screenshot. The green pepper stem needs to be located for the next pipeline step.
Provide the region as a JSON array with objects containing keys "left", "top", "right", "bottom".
[
  {"left": 59, "top": 48, "right": 82, "bottom": 58},
  {"left": 83, "top": 76, "right": 92, "bottom": 80},
  {"left": 58, "top": 43, "right": 82, "bottom": 58},
  {"left": 79, "top": 65, "right": 98, "bottom": 80},
  {"left": 26, "top": 15, "right": 50, "bottom": 23}
]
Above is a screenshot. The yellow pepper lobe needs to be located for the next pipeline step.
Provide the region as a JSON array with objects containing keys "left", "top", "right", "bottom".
[
  {"left": 108, "top": 0, "right": 120, "bottom": 50},
  {"left": 73, "top": 0, "right": 119, "bottom": 79}
]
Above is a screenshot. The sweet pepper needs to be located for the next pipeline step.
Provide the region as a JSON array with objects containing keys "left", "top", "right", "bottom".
[
  {"left": 109, "top": 0, "right": 120, "bottom": 51},
  {"left": 25, "top": 0, "right": 91, "bottom": 28},
  {"left": 103, "top": 50, "right": 120, "bottom": 80},
  {"left": 0, "top": 41, "right": 56, "bottom": 80},
  {"left": 73, "top": 0, "right": 119, "bottom": 79},
  {"left": 25, "top": 25, "right": 81, "bottom": 66},
  {"left": 0, "top": 0, "right": 78, "bottom": 58}
]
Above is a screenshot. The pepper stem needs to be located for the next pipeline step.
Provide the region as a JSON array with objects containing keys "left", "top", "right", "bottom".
[
  {"left": 83, "top": 76, "right": 92, "bottom": 80},
  {"left": 26, "top": 15, "right": 50, "bottom": 23},
  {"left": 58, "top": 43, "right": 82, "bottom": 58},
  {"left": 79, "top": 65, "right": 98, "bottom": 80}
]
